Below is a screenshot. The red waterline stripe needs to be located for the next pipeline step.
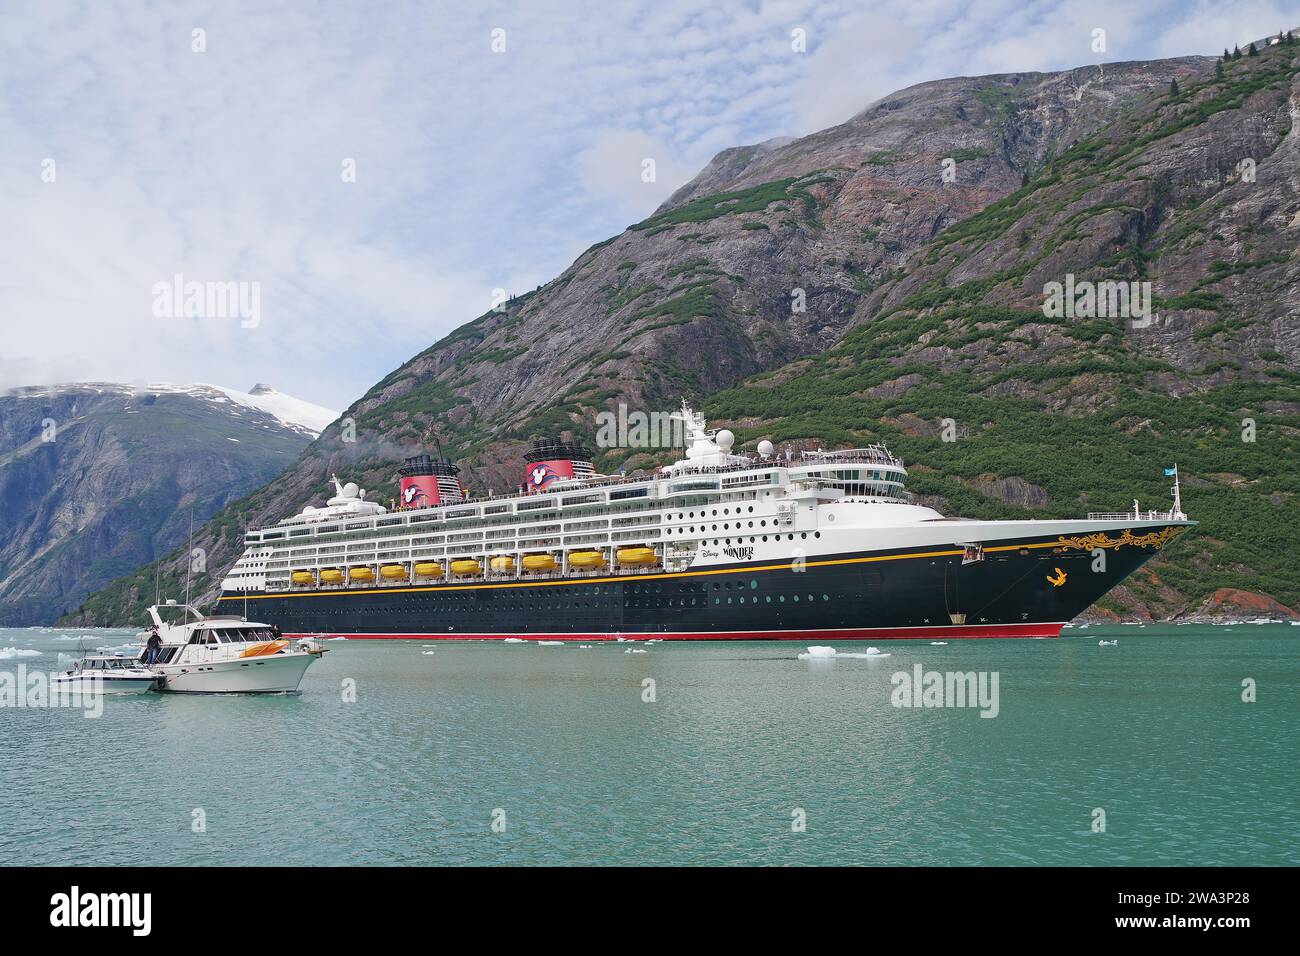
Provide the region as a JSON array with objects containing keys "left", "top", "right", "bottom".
[{"left": 287, "top": 623, "right": 1064, "bottom": 641}]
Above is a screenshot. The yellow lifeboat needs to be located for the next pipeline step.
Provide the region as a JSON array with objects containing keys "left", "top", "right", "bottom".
[
  {"left": 490, "top": 555, "right": 516, "bottom": 572},
  {"left": 380, "top": 564, "right": 409, "bottom": 580},
  {"left": 522, "top": 553, "right": 558, "bottom": 572},
  {"left": 349, "top": 566, "right": 375, "bottom": 582},
  {"left": 291, "top": 570, "right": 315, "bottom": 585},
  {"left": 568, "top": 551, "right": 606, "bottom": 569},
  {"left": 319, "top": 569, "right": 343, "bottom": 584},
  {"left": 413, "top": 562, "right": 444, "bottom": 578},
  {"left": 450, "top": 559, "right": 482, "bottom": 576},
  {"left": 617, "top": 547, "right": 657, "bottom": 566}
]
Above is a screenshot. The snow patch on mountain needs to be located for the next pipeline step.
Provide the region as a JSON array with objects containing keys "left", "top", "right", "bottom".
[
  {"left": 3, "top": 381, "right": 340, "bottom": 438},
  {"left": 195, "top": 383, "right": 339, "bottom": 437}
]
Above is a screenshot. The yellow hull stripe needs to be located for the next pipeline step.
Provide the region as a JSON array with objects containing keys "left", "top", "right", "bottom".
[{"left": 218, "top": 537, "right": 1087, "bottom": 602}]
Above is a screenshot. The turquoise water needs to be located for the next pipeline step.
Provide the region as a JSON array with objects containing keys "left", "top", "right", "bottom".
[{"left": 1, "top": 624, "right": 1296, "bottom": 866}]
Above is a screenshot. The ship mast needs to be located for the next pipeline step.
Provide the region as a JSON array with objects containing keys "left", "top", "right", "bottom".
[{"left": 184, "top": 507, "right": 193, "bottom": 625}]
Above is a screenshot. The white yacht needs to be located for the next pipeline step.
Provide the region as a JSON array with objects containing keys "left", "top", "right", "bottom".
[
  {"left": 52, "top": 654, "right": 160, "bottom": 694},
  {"left": 141, "top": 602, "right": 326, "bottom": 693}
]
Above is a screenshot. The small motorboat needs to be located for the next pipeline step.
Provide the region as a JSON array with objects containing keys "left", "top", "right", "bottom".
[{"left": 52, "top": 654, "right": 160, "bottom": 694}]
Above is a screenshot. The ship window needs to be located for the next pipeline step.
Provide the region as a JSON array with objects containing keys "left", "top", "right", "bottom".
[{"left": 750, "top": 580, "right": 757, "bottom": 589}]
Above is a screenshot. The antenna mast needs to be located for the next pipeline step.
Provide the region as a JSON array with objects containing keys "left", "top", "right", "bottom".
[{"left": 184, "top": 507, "right": 194, "bottom": 625}]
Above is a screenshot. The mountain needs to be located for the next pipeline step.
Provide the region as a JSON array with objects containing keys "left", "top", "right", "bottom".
[
  {"left": 65, "top": 36, "right": 1300, "bottom": 627},
  {"left": 0, "top": 383, "right": 335, "bottom": 624}
]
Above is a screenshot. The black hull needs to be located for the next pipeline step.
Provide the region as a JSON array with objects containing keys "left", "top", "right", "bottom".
[{"left": 216, "top": 526, "right": 1183, "bottom": 640}]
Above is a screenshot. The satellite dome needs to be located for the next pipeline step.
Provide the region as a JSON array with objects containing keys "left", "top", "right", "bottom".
[
  {"left": 343, "top": 482, "right": 360, "bottom": 498},
  {"left": 302, "top": 505, "right": 317, "bottom": 515},
  {"left": 716, "top": 429, "right": 735, "bottom": 451},
  {"left": 757, "top": 439, "right": 775, "bottom": 457}
]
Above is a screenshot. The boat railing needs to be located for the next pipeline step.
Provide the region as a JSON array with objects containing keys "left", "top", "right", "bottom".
[
  {"left": 798, "top": 446, "right": 902, "bottom": 467},
  {"left": 1087, "top": 510, "right": 1175, "bottom": 521}
]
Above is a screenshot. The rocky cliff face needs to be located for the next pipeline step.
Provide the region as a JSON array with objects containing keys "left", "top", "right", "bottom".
[
  {"left": 0, "top": 384, "right": 324, "bottom": 624},
  {"left": 66, "top": 39, "right": 1300, "bottom": 626}
]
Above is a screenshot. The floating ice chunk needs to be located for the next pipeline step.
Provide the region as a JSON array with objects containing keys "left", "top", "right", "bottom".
[
  {"left": 537, "top": 640, "right": 564, "bottom": 646},
  {"left": 421, "top": 651, "right": 436, "bottom": 656},
  {"left": 504, "top": 637, "right": 525, "bottom": 643},
  {"left": 1098, "top": 639, "right": 1118, "bottom": 647},
  {"left": 797, "top": 645, "right": 890, "bottom": 660},
  {"left": 0, "top": 647, "right": 41, "bottom": 659},
  {"left": 625, "top": 648, "right": 647, "bottom": 654},
  {"left": 930, "top": 641, "right": 948, "bottom": 645}
]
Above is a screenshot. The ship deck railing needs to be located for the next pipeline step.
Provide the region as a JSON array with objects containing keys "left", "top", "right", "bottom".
[{"left": 1086, "top": 510, "right": 1176, "bottom": 521}]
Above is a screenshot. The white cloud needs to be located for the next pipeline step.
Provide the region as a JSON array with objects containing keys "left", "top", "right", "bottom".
[
  {"left": 577, "top": 130, "right": 697, "bottom": 218},
  {"left": 0, "top": 0, "right": 1287, "bottom": 407}
]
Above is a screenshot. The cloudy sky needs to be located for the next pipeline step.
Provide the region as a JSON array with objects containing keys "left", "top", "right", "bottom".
[{"left": 1, "top": 0, "right": 1293, "bottom": 409}]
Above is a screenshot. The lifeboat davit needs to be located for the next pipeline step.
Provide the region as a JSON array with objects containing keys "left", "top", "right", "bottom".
[
  {"left": 319, "top": 569, "right": 344, "bottom": 584},
  {"left": 451, "top": 559, "right": 482, "bottom": 576},
  {"left": 617, "top": 547, "right": 657, "bottom": 566},
  {"left": 380, "top": 564, "right": 409, "bottom": 580},
  {"left": 568, "top": 551, "right": 606, "bottom": 569},
  {"left": 291, "top": 570, "right": 315, "bottom": 585},
  {"left": 490, "top": 555, "right": 516, "bottom": 572},
  {"left": 349, "top": 566, "right": 375, "bottom": 582},
  {"left": 522, "top": 553, "right": 558, "bottom": 572},
  {"left": 413, "top": 562, "right": 444, "bottom": 578}
]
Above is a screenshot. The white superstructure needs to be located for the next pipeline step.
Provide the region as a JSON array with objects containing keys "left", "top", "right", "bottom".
[{"left": 223, "top": 403, "right": 928, "bottom": 592}]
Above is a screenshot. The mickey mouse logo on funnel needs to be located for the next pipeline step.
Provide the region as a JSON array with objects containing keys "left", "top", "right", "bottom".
[{"left": 527, "top": 461, "right": 567, "bottom": 490}]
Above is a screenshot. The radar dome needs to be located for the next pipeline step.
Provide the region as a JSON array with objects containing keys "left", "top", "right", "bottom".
[
  {"left": 757, "top": 439, "right": 775, "bottom": 457},
  {"left": 343, "top": 482, "right": 360, "bottom": 498},
  {"left": 716, "top": 429, "right": 735, "bottom": 451}
]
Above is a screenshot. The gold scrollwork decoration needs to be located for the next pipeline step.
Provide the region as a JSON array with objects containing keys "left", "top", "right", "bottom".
[{"left": 1056, "top": 526, "right": 1183, "bottom": 552}]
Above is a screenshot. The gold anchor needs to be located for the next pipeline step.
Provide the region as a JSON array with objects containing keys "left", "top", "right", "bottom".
[{"left": 1047, "top": 567, "right": 1067, "bottom": 587}]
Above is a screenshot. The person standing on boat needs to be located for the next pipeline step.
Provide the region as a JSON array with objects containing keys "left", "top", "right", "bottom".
[{"left": 143, "top": 628, "right": 162, "bottom": 665}]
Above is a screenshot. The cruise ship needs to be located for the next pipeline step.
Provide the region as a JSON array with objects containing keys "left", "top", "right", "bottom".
[{"left": 217, "top": 403, "right": 1192, "bottom": 640}]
